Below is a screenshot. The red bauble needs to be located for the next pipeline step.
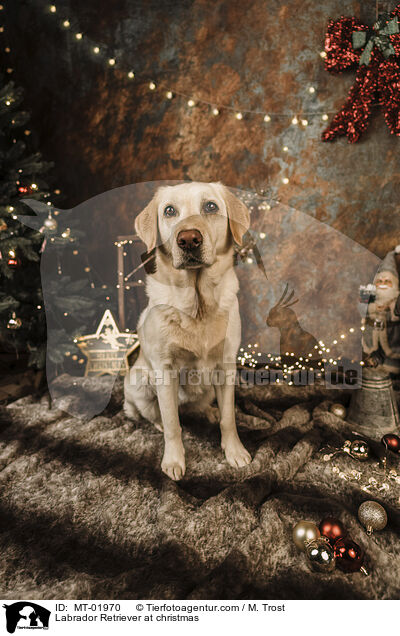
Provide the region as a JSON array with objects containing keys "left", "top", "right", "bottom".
[
  {"left": 334, "top": 537, "right": 365, "bottom": 573},
  {"left": 319, "top": 517, "right": 347, "bottom": 544},
  {"left": 381, "top": 433, "right": 400, "bottom": 454},
  {"left": 7, "top": 256, "right": 20, "bottom": 268}
]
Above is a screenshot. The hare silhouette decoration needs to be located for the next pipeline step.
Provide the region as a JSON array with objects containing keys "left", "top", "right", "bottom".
[{"left": 266, "top": 284, "right": 321, "bottom": 364}]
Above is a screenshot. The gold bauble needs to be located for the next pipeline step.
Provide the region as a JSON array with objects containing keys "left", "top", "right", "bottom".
[
  {"left": 330, "top": 403, "right": 347, "bottom": 418},
  {"left": 292, "top": 521, "right": 320, "bottom": 551},
  {"left": 358, "top": 501, "right": 387, "bottom": 535}
]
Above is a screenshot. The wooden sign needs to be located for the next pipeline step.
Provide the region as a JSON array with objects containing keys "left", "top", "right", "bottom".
[{"left": 75, "top": 309, "right": 139, "bottom": 377}]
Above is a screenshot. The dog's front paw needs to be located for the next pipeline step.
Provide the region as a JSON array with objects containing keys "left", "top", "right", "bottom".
[
  {"left": 222, "top": 436, "right": 251, "bottom": 468},
  {"left": 161, "top": 444, "right": 186, "bottom": 481}
]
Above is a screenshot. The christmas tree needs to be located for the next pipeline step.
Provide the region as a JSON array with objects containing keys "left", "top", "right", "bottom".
[
  {"left": 0, "top": 76, "right": 111, "bottom": 377},
  {"left": 0, "top": 77, "right": 49, "bottom": 369}
]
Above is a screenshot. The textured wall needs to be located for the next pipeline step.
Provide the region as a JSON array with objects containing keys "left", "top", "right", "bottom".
[
  {"left": 3, "top": 0, "right": 399, "bottom": 347},
  {"left": 5, "top": 0, "right": 400, "bottom": 255}
]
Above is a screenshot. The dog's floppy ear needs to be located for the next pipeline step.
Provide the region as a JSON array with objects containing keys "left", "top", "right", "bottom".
[
  {"left": 223, "top": 186, "right": 250, "bottom": 246},
  {"left": 135, "top": 194, "right": 158, "bottom": 251}
]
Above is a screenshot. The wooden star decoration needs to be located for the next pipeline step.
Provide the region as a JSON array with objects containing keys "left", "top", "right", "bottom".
[{"left": 75, "top": 309, "right": 139, "bottom": 376}]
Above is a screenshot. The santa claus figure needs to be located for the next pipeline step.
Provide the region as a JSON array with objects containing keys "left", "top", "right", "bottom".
[{"left": 362, "top": 246, "right": 400, "bottom": 374}]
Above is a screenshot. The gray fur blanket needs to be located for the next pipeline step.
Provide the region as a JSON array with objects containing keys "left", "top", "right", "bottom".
[{"left": 0, "top": 376, "right": 399, "bottom": 600}]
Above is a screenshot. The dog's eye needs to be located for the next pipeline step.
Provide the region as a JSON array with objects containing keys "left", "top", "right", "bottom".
[
  {"left": 203, "top": 201, "right": 218, "bottom": 214},
  {"left": 164, "top": 205, "right": 177, "bottom": 217}
]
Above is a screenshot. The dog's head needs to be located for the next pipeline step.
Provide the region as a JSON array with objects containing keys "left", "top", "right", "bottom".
[{"left": 135, "top": 182, "right": 250, "bottom": 269}]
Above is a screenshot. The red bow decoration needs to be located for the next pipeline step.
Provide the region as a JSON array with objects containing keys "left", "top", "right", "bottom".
[{"left": 322, "top": 6, "right": 400, "bottom": 143}]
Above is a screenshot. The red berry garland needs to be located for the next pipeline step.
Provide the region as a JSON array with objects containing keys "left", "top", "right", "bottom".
[{"left": 322, "top": 7, "right": 400, "bottom": 143}]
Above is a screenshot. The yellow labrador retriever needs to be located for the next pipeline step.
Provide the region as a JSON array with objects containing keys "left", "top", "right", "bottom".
[{"left": 124, "top": 182, "right": 251, "bottom": 480}]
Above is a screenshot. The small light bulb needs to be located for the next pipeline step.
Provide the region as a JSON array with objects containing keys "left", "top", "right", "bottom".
[
  {"left": 212, "top": 107, "right": 219, "bottom": 116},
  {"left": 320, "top": 50, "right": 327, "bottom": 58},
  {"left": 282, "top": 177, "right": 289, "bottom": 184},
  {"left": 108, "top": 58, "right": 115, "bottom": 65},
  {"left": 9, "top": 250, "right": 15, "bottom": 257},
  {"left": 8, "top": 206, "right": 14, "bottom": 212},
  {"left": 149, "top": 81, "right": 156, "bottom": 90},
  {"left": 93, "top": 46, "right": 100, "bottom": 54},
  {"left": 50, "top": 5, "right": 56, "bottom": 12},
  {"left": 127, "top": 70, "right": 135, "bottom": 79},
  {"left": 31, "top": 183, "right": 37, "bottom": 189},
  {"left": 308, "top": 86, "right": 315, "bottom": 94},
  {"left": 235, "top": 112, "right": 243, "bottom": 120},
  {"left": 322, "top": 113, "right": 329, "bottom": 121},
  {"left": 166, "top": 91, "right": 173, "bottom": 99},
  {"left": 63, "top": 19, "right": 70, "bottom": 27},
  {"left": 264, "top": 114, "right": 271, "bottom": 122},
  {"left": 187, "top": 99, "right": 195, "bottom": 107},
  {"left": 283, "top": 145, "right": 288, "bottom": 152},
  {"left": 301, "top": 119, "right": 308, "bottom": 126},
  {"left": 291, "top": 116, "right": 298, "bottom": 125},
  {"left": 259, "top": 232, "right": 266, "bottom": 239},
  {"left": 75, "top": 32, "right": 82, "bottom": 40},
  {"left": 5, "top": 100, "right": 10, "bottom": 106}
]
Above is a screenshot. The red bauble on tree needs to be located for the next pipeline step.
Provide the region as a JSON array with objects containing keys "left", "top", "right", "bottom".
[
  {"left": 319, "top": 517, "right": 347, "bottom": 545},
  {"left": 18, "top": 185, "right": 35, "bottom": 195},
  {"left": 322, "top": 6, "right": 400, "bottom": 143},
  {"left": 7, "top": 253, "right": 20, "bottom": 268}
]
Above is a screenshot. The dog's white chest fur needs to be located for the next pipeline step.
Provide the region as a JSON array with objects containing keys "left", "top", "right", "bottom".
[{"left": 138, "top": 262, "right": 240, "bottom": 370}]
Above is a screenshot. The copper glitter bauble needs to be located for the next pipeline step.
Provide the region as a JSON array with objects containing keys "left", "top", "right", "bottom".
[
  {"left": 305, "top": 537, "right": 336, "bottom": 572},
  {"left": 358, "top": 501, "right": 388, "bottom": 535},
  {"left": 333, "top": 537, "right": 368, "bottom": 575},
  {"left": 381, "top": 434, "right": 400, "bottom": 454},
  {"left": 319, "top": 517, "right": 347, "bottom": 545}
]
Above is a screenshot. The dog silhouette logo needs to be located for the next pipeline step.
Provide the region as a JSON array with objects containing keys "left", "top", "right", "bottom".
[{"left": 3, "top": 602, "right": 50, "bottom": 633}]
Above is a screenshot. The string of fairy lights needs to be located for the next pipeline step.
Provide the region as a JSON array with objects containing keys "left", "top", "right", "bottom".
[
  {"left": 237, "top": 321, "right": 366, "bottom": 376},
  {"left": 38, "top": 1, "right": 338, "bottom": 163}
]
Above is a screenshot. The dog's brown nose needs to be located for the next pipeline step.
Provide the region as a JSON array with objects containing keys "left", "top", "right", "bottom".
[{"left": 177, "top": 229, "right": 203, "bottom": 251}]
